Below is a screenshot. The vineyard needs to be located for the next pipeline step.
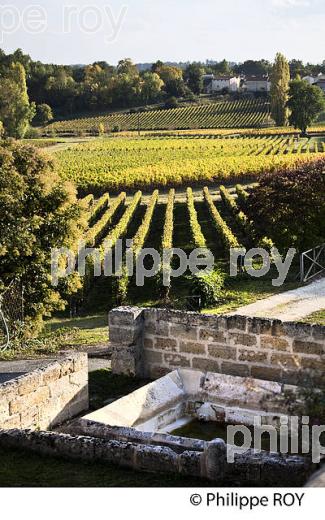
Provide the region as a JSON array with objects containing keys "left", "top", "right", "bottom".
[
  {"left": 45, "top": 99, "right": 271, "bottom": 135},
  {"left": 76, "top": 183, "right": 281, "bottom": 310},
  {"left": 54, "top": 134, "right": 325, "bottom": 193}
]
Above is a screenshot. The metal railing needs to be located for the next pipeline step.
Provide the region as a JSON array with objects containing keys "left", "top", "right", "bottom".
[{"left": 300, "top": 243, "right": 325, "bottom": 283}]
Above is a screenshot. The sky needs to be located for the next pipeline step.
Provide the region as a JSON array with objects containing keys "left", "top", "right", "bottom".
[{"left": 1, "top": 0, "right": 325, "bottom": 65}]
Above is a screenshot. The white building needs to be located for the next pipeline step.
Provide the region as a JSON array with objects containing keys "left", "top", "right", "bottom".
[
  {"left": 207, "top": 75, "right": 241, "bottom": 93},
  {"left": 303, "top": 73, "right": 325, "bottom": 93},
  {"left": 244, "top": 76, "right": 271, "bottom": 93}
]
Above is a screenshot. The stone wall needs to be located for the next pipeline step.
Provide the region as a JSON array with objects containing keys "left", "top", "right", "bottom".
[
  {"left": 0, "top": 428, "right": 312, "bottom": 486},
  {"left": 109, "top": 307, "right": 325, "bottom": 386},
  {"left": 0, "top": 354, "right": 89, "bottom": 430}
]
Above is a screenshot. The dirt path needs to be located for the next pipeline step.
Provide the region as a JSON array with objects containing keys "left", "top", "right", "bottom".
[{"left": 232, "top": 277, "right": 325, "bottom": 322}]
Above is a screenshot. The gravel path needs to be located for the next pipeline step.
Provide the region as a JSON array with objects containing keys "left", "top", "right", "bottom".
[{"left": 232, "top": 277, "right": 325, "bottom": 322}]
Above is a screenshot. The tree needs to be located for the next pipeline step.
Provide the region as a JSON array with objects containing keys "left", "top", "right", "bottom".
[
  {"left": 141, "top": 72, "right": 164, "bottom": 104},
  {"left": 155, "top": 64, "right": 183, "bottom": 84},
  {"left": 0, "top": 142, "right": 87, "bottom": 333},
  {"left": 270, "top": 53, "right": 290, "bottom": 126},
  {"left": 245, "top": 159, "right": 325, "bottom": 252},
  {"left": 234, "top": 60, "right": 271, "bottom": 76},
  {"left": 164, "top": 78, "right": 187, "bottom": 98},
  {"left": 287, "top": 79, "right": 325, "bottom": 136},
  {"left": 0, "top": 62, "right": 35, "bottom": 138},
  {"left": 35, "top": 103, "right": 53, "bottom": 126},
  {"left": 184, "top": 63, "right": 204, "bottom": 94},
  {"left": 213, "top": 59, "right": 232, "bottom": 75}
]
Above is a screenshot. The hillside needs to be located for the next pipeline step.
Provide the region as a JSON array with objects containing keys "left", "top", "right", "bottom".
[{"left": 45, "top": 99, "right": 272, "bottom": 135}]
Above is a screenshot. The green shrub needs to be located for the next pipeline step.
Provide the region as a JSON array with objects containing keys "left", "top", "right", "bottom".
[{"left": 190, "top": 268, "right": 225, "bottom": 307}]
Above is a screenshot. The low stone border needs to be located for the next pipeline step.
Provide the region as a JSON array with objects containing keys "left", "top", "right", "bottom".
[{"left": 0, "top": 428, "right": 314, "bottom": 485}]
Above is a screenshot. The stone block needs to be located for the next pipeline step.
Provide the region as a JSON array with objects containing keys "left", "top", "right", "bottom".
[
  {"left": 180, "top": 341, "right": 206, "bottom": 355},
  {"left": 143, "top": 350, "right": 163, "bottom": 364},
  {"left": 17, "top": 372, "right": 43, "bottom": 396},
  {"left": 170, "top": 323, "right": 198, "bottom": 341},
  {"left": 109, "top": 306, "right": 144, "bottom": 327},
  {"left": 155, "top": 337, "right": 177, "bottom": 352},
  {"left": 10, "top": 386, "right": 50, "bottom": 415},
  {"left": 109, "top": 325, "right": 142, "bottom": 346},
  {"left": 145, "top": 320, "right": 169, "bottom": 337},
  {"left": 293, "top": 340, "right": 323, "bottom": 355},
  {"left": 163, "top": 353, "right": 190, "bottom": 367},
  {"left": 192, "top": 357, "right": 220, "bottom": 373},
  {"left": 69, "top": 371, "right": 88, "bottom": 387},
  {"left": 208, "top": 345, "right": 236, "bottom": 360},
  {"left": 221, "top": 361, "right": 250, "bottom": 377},
  {"left": 41, "top": 363, "right": 62, "bottom": 385},
  {"left": 73, "top": 354, "right": 88, "bottom": 372},
  {"left": 229, "top": 332, "right": 257, "bottom": 347},
  {"left": 49, "top": 375, "right": 71, "bottom": 398},
  {"left": 226, "top": 315, "right": 247, "bottom": 332},
  {"left": 300, "top": 357, "right": 324, "bottom": 371},
  {"left": 260, "top": 336, "right": 290, "bottom": 351},
  {"left": 247, "top": 317, "right": 273, "bottom": 335},
  {"left": 179, "top": 450, "right": 202, "bottom": 477},
  {"left": 270, "top": 353, "right": 301, "bottom": 369},
  {"left": 238, "top": 349, "right": 268, "bottom": 363},
  {"left": 20, "top": 405, "right": 39, "bottom": 429},
  {"left": 199, "top": 329, "right": 226, "bottom": 343},
  {"left": 312, "top": 324, "right": 325, "bottom": 342},
  {"left": 135, "top": 444, "right": 178, "bottom": 473},
  {"left": 251, "top": 365, "right": 282, "bottom": 382}
]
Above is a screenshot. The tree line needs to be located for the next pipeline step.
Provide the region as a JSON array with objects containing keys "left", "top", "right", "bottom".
[{"left": 0, "top": 48, "right": 324, "bottom": 139}]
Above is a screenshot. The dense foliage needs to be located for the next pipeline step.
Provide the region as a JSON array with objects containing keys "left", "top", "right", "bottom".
[
  {"left": 0, "top": 63, "right": 35, "bottom": 138},
  {"left": 0, "top": 142, "right": 87, "bottom": 332},
  {"left": 245, "top": 158, "right": 325, "bottom": 251},
  {"left": 270, "top": 53, "right": 290, "bottom": 127},
  {"left": 288, "top": 79, "right": 325, "bottom": 136}
]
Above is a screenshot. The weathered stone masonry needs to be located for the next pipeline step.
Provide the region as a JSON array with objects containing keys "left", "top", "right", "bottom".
[
  {"left": 0, "top": 353, "right": 89, "bottom": 431},
  {"left": 109, "top": 307, "right": 325, "bottom": 386}
]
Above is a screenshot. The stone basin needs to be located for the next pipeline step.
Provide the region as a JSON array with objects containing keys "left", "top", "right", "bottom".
[{"left": 82, "top": 368, "right": 298, "bottom": 435}]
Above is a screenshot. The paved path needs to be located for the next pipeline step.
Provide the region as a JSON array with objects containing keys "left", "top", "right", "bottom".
[{"left": 232, "top": 277, "right": 325, "bottom": 322}]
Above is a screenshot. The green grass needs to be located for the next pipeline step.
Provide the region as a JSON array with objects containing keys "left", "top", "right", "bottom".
[
  {"left": 0, "top": 446, "right": 210, "bottom": 487},
  {"left": 300, "top": 309, "right": 325, "bottom": 325},
  {"left": 45, "top": 314, "right": 108, "bottom": 346},
  {"left": 0, "top": 314, "right": 108, "bottom": 361}
]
